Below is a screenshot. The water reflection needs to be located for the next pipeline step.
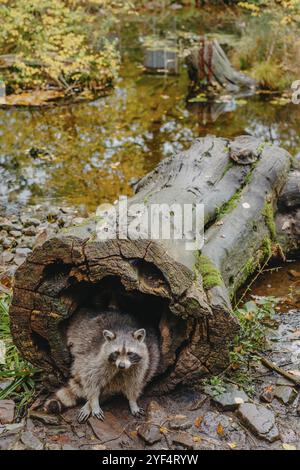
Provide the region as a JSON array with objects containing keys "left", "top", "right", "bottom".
[{"left": 0, "top": 15, "right": 300, "bottom": 212}]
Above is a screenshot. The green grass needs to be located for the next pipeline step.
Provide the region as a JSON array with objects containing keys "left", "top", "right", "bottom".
[{"left": 0, "top": 293, "right": 40, "bottom": 414}]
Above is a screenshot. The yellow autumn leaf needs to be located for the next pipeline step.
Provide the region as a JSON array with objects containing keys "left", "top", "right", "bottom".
[
  {"left": 228, "top": 442, "right": 237, "bottom": 449},
  {"left": 282, "top": 443, "right": 297, "bottom": 450},
  {"left": 159, "top": 427, "right": 168, "bottom": 434}
]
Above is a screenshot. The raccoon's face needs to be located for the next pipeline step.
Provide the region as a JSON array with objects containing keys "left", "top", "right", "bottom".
[{"left": 102, "top": 328, "right": 146, "bottom": 370}]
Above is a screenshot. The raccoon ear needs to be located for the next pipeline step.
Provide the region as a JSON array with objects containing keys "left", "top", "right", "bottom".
[
  {"left": 103, "top": 330, "right": 116, "bottom": 341},
  {"left": 133, "top": 328, "right": 146, "bottom": 342}
]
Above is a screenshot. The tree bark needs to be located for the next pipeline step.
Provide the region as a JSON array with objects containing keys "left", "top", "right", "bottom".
[
  {"left": 186, "top": 38, "right": 256, "bottom": 92},
  {"left": 9, "top": 136, "right": 298, "bottom": 393}
]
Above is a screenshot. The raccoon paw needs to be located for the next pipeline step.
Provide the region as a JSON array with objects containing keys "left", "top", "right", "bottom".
[
  {"left": 131, "top": 406, "right": 145, "bottom": 417},
  {"left": 92, "top": 407, "right": 105, "bottom": 421},
  {"left": 44, "top": 398, "right": 62, "bottom": 415},
  {"left": 77, "top": 403, "right": 91, "bottom": 423}
]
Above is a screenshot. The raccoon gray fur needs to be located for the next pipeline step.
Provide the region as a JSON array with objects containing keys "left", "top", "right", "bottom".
[{"left": 44, "top": 308, "right": 160, "bottom": 423}]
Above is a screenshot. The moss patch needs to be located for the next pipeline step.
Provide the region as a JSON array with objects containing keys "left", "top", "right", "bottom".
[
  {"left": 262, "top": 201, "right": 276, "bottom": 239},
  {"left": 194, "top": 253, "right": 223, "bottom": 290}
]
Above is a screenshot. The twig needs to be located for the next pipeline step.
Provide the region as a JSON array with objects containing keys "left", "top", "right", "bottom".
[{"left": 258, "top": 354, "right": 300, "bottom": 386}]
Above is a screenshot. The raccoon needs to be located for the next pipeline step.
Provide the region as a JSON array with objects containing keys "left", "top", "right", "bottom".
[{"left": 44, "top": 307, "right": 160, "bottom": 423}]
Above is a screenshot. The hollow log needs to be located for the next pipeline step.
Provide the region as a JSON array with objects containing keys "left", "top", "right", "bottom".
[
  {"left": 9, "top": 136, "right": 298, "bottom": 394},
  {"left": 186, "top": 38, "right": 256, "bottom": 92}
]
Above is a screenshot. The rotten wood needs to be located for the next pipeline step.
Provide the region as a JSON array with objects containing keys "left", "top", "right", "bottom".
[{"left": 186, "top": 38, "right": 256, "bottom": 92}]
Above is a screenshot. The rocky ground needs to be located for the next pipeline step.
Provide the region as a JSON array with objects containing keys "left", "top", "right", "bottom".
[{"left": 0, "top": 204, "right": 300, "bottom": 450}]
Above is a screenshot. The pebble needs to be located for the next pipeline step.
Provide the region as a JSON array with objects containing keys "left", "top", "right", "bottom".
[
  {"left": 172, "top": 431, "right": 194, "bottom": 450},
  {"left": 274, "top": 386, "right": 297, "bottom": 405},
  {"left": 0, "top": 400, "right": 15, "bottom": 424},
  {"left": 212, "top": 386, "right": 249, "bottom": 411},
  {"left": 22, "top": 226, "right": 36, "bottom": 236},
  {"left": 28, "top": 410, "right": 61, "bottom": 426},
  {"left": 20, "top": 431, "right": 43, "bottom": 450},
  {"left": 237, "top": 403, "right": 279, "bottom": 442}
]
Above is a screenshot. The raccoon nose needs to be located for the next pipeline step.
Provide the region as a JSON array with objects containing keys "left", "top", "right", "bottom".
[{"left": 118, "top": 362, "right": 126, "bottom": 369}]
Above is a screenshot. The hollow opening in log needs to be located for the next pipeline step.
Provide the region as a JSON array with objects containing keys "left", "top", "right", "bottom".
[
  {"left": 50, "top": 269, "right": 189, "bottom": 380},
  {"left": 31, "top": 331, "right": 52, "bottom": 356}
]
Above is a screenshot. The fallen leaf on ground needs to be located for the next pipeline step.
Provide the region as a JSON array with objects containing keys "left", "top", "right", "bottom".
[
  {"left": 159, "top": 426, "right": 168, "bottom": 434},
  {"left": 216, "top": 423, "right": 225, "bottom": 437},
  {"left": 228, "top": 442, "right": 237, "bottom": 449},
  {"left": 282, "top": 443, "right": 297, "bottom": 450},
  {"left": 194, "top": 416, "right": 203, "bottom": 428}
]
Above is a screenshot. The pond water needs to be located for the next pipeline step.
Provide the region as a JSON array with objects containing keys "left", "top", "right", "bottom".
[{"left": 0, "top": 7, "right": 300, "bottom": 214}]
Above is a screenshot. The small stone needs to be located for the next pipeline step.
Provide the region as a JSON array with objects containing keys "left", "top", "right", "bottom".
[
  {"left": 168, "top": 414, "right": 191, "bottom": 431},
  {"left": 29, "top": 410, "right": 61, "bottom": 426},
  {"left": 0, "top": 400, "right": 15, "bottom": 424},
  {"left": 62, "top": 444, "right": 77, "bottom": 450},
  {"left": 20, "top": 431, "right": 43, "bottom": 450},
  {"left": 260, "top": 386, "right": 274, "bottom": 403},
  {"left": 13, "top": 254, "right": 27, "bottom": 266},
  {"left": 88, "top": 412, "right": 123, "bottom": 444},
  {"left": 274, "top": 386, "right": 297, "bottom": 405},
  {"left": 137, "top": 422, "right": 162, "bottom": 445},
  {"left": 137, "top": 401, "right": 167, "bottom": 445},
  {"left": 15, "top": 247, "right": 31, "bottom": 256},
  {"left": 172, "top": 431, "right": 194, "bottom": 449},
  {"left": 45, "top": 442, "right": 61, "bottom": 450},
  {"left": 10, "top": 440, "right": 27, "bottom": 450},
  {"left": 2, "top": 238, "right": 16, "bottom": 249},
  {"left": 237, "top": 403, "right": 279, "bottom": 442},
  {"left": 212, "top": 386, "right": 249, "bottom": 411},
  {"left": 21, "top": 217, "right": 40, "bottom": 227},
  {"left": 0, "top": 380, "right": 13, "bottom": 391},
  {"left": 10, "top": 230, "right": 22, "bottom": 238},
  {"left": 0, "top": 251, "right": 14, "bottom": 264},
  {"left": 22, "top": 226, "right": 36, "bottom": 236},
  {"left": 2, "top": 421, "right": 25, "bottom": 436}
]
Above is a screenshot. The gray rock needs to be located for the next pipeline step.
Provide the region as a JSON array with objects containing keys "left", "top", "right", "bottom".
[
  {"left": 137, "top": 401, "right": 167, "bottom": 445},
  {"left": 137, "top": 422, "right": 162, "bottom": 445},
  {"left": 20, "top": 431, "right": 43, "bottom": 450},
  {"left": 62, "top": 444, "right": 77, "bottom": 450},
  {"left": 0, "top": 251, "right": 14, "bottom": 264},
  {"left": 15, "top": 247, "right": 31, "bottom": 256},
  {"left": 0, "top": 379, "right": 13, "bottom": 391},
  {"left": 274, "top": 386, "right": 297, "bottom": 405},
  {"left": 10, "top": 230, "right": 22, "bottom": 238},
  {"left": 0, "top": 399, "right": 15, "bottom": 424},
  {"left": 212, "top": 386, "right": 249, "bottom": 410},
  {"left": 168, "top": 414, "right": 191, "bottom": 431},
  {"left": 45, "top": 442, "right": 62, "bottom": 450},
  {"left": 172, "top": 431, "right": 194, "bottom": 449},
  {"left": 1, "top": 421, "right": 25, "bottom": 436},
  {"left": 29, "top": 410, "right": 61, "bottom": 426},
  {"left": 21, "top": 217, "right": 41, "bottom": 227},
  {"left": 2, "top": 237, "right": 16, "bottom": 249},
  {"left": 237, "top": 403, "right": 280, "bottom": 442},
  {"left": 22, "top": 226, "right": 37, "bottom": 236}
]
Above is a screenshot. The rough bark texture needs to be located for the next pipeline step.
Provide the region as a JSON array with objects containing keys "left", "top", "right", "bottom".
[
  {"left": 186, "top": 38, "right": 256, "bottom": 91},
  {"left": 9, "top": 136, "right": 298, "bottom": 394}
]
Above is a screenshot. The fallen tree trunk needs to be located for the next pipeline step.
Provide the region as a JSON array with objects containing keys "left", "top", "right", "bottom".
[
  {"left": 9, "top": 136, "right": 298, "bottom": 394},
  {"left": 186, "top": 38, "right": 256, "bottom": 92}
]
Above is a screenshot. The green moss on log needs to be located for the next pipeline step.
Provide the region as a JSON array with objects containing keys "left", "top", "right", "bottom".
[
  {"left": 195, "top": 253, "right": 223, "bottom": 290},
  {"left": 262, "top": 201, "right": 276, "bottom": 239}
]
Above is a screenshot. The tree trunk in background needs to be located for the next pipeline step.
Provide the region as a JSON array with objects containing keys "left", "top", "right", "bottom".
[
  {"left": 9, "top": 136, "right": 298, "bottom": 393},
  {"left": 186, "top": 38, "right": 256, "bottom": 92}
]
